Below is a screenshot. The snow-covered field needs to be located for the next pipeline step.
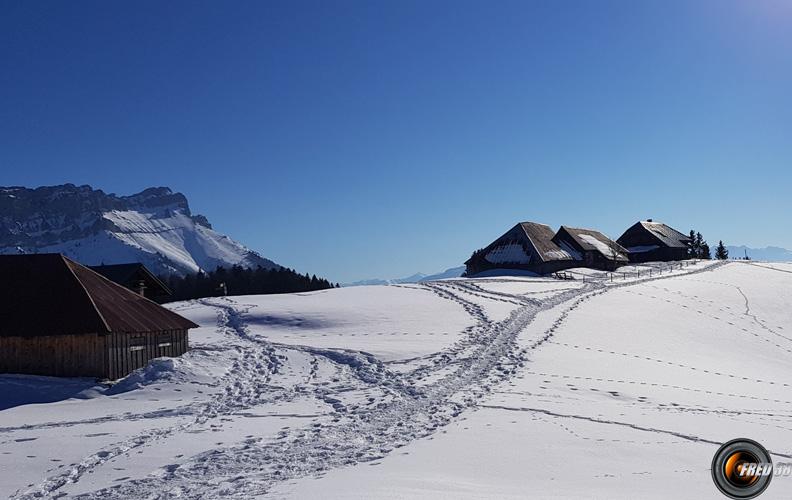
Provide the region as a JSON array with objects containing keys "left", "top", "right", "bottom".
[{"left": 2, "top": 260, "right": 792, "bottom": 499}]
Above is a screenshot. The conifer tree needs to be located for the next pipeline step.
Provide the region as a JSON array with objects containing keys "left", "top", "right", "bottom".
[
  {"left": 688, "top": 230, "right": 697, "bottom": 258},
  {"left": 715, "top": 240, "right": 728, "bottom": 260},
  {"left": 700, "top": 241, "right": 711, "bottom": 259},
  {"left": 695, "top": 232, "right": 704, "bottom": 255}
]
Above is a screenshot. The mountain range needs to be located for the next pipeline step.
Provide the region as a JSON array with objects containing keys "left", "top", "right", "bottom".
[
  {"left": 725, "top": 245, "right": 792, "bottom": 262},
  {"left": 345, "top": 266, "right": 465, "bottom": 286},
  {"left": 0, "top": 184, "right": 277, "bottom": 276}
]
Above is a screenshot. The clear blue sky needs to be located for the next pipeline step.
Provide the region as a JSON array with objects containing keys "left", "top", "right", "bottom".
[{"left": 2, "top": 1, "right": 791, "bottom": 282}]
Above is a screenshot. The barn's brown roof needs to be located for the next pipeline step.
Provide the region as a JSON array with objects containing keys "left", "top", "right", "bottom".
[
  {"left": 558, "top": 226, "right": 629, "bottom": 262},
  {"left": 89, "top": 263, "right": 172, "bottom": 297},
  {"left": 518, "top": 222, "right": 575, "bottom": 263},
  {"left": 0, "top": 254, "right": 198, "bottom": 337},
  {"left": 639, "top": 221, "right": 691, "bottom": 248}
]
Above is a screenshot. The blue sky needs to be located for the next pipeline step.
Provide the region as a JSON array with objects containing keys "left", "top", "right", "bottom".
[{"left": 2, "top": 1, "right": 791, "bottom": 282}]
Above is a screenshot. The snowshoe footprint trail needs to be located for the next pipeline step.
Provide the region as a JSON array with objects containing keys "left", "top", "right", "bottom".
[{"left": 14, "top": 261, "right": 730, "bottom": 499}]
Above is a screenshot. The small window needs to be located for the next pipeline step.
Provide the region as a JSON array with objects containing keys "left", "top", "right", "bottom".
[
  {"left": 129, "top": 336, "right": 146, "bottom": 352},
  {"left": 158, "top": 333, "right": 171, "bottom": 348}
]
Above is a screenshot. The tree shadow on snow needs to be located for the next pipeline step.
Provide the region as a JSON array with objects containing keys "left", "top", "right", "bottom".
[
  {"left": 244, "top": 314, "right": 339, "bottom": 330},
  {"left": 0, "top": 374, "right": 103, "bottom": 411}
]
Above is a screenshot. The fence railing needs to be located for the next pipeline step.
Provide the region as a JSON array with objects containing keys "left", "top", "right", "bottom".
[{"left": 553, "top": 259, "right": 698, "bottom": 282}]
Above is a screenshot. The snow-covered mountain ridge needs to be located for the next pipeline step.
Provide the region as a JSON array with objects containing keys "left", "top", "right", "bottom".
[
  {"left": 0, "top": 184, "right": 277, "bottom": 276},
  {"left": 345, "top": 266, "right": 465, "bottom": 286},
  {"left": 726, "top": 245, "right": 792, "bottom": 262}
]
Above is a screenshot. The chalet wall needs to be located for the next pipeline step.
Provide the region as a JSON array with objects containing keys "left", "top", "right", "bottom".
[
  {"left": 584, "top": 251, "right": 623, "bottom": 271},
  {"left": 615, "top": 227, "right": 647, "bottom": 249},
  {"left": 627, "top": 247, "right": 688, "bottom": 263},
  {"left": 107, "top": 329, "right": 189, "bottom": 380},
  {"left": 0, "top": 333, "right": 106, "bottom": 377},
  {"left": 0, "top": 329, "right": 190, "bottom": 380}
]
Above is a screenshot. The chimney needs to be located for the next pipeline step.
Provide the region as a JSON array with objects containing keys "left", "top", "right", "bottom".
[
  {"left": 136, "top": 279, "right": 147, "bottom": 296},
  {"left": 647, "top": 218, "right": 653, "bottom": 222}
]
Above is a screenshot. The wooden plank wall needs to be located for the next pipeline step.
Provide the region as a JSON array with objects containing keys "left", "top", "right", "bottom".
[
  {"left": 0, "top": 334, "right": 106, "bottom": 377},
  {"left": 107, "top": 329, "right": 190, "bottom": 380},
  {"left": 0, "top": 329, "right": 191, "bottom": 380}
]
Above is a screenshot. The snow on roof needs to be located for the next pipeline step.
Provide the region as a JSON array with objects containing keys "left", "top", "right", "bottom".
[
  {"left": 555, "top": 240, "right": 583, "bottom": 261},
  {"left": 559, "top": 226, "right": 629, "bottom": 261},
  {"left": 518, "top": 222, "right": 574, "bottom": 263},
  {"left": 485, "top": 242, "right": 532, "bottom": 265},
  {"left": 639, "top": 221, "right": 690, "bottom": 248},
  {"left": 627, "top": 245, "right": 660, "bottom": 253},
  {"left": 578, "top": 234, "right": 627, "bottom": 260}
]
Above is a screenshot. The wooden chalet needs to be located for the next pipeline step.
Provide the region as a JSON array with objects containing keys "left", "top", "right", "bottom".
[
  {"left": 89, "top": 263, "right": 171, "bottom": 301},
  {"left": 617, "top": 220, "right": 691, "bottom": 263},
  {"left": 552, "top": 226, "right": 629, "bottom": 271},
  {"left": 0, "top": 254, "right": 198, "bottom": 380},
  {"left": 465, "top": 222, "right": 578, "bottom": 275}
]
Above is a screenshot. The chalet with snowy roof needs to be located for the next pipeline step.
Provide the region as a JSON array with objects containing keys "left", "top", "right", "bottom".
[
  {"left": 89, "top": 263, "right": 172, "bottom": 301},
  {"left": 552, "top": 226, "right": 629, "bottom": 271},
  {"left": 0, "top": 254, "right": 198, "bottom": 379},
  {"left": 617, "top": 220, "right": 691, "bottom": 263},
  {"left": 465, "top": 222, "right": 578, "bottom": 276}
]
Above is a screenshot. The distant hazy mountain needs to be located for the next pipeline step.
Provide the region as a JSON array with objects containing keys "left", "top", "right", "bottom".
[
  {"left": 0, "top": 184, "right": 278, "bottom": 276},
  {"left": 726, "top": 246, "right": 792, "bottom": 262},
  {"left": 345, "top": 266, "right": 465, "bottom": 287},
  {"left": 345, "top": 273, "right": 428, "bottom": 287},
  {"left": 421, "top": 266, "right": 466, "bottom": 281}
]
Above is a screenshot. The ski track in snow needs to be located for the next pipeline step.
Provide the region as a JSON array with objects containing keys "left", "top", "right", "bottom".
[{"left": 13, "top": 261, "right": 737, "bottom": 499}]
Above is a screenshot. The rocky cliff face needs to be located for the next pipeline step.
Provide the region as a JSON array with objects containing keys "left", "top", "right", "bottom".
[{"left": 0, "top": 184, "right": 278, "bottom": 276}]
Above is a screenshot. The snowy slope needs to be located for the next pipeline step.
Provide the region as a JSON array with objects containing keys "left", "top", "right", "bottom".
[
  {"left": 0, "top": 184, "right": 277, "bottom": 276},
  {"left": 2, "top": 261, "right": 792, "bottom": 499}
]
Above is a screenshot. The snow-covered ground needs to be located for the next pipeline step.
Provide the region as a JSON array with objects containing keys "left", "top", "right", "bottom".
[{"left": 2, "top": 260, "right": 792, "bottom": 498}]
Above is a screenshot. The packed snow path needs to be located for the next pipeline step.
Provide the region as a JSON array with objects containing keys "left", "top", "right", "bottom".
[{"left": 4, "top": 261, "right": 792, "bottom": 499}]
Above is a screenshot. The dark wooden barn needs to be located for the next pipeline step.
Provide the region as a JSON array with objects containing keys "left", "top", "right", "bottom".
[
  {"left": 0, "top": 254, "right": 198, "bottom": 380},
  {"left": 89, "top": 263, "right": 172, "bottom": 301},
  {"left": 617, "top": 220, "right": 691, "bottom": 263},
  {"left": 552, "top": 226, "right": 629, "bottom": 271},
  {"left": 465, "top": 222, "right": 578, "bottom": 276}
]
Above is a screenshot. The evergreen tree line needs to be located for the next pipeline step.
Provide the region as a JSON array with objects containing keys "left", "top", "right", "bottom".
[
  {"left": 688, "top": 230, "right": 712, "bottom": 259},
  {"left": 162, "top": 265, "right": 339, "bottom": 302},
  {"left": 689, "top": 230, "right": 730, "bottom": 260}
]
